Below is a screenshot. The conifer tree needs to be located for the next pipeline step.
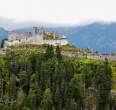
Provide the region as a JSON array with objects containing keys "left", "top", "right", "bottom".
[
  {"left": 56, "top": 46, "right": 62, "bottom": 62},
  {"left": 41, "top": 88, "right": 53, "bottom": 110},
  {"left": 45, "top": 45, "right": 54, "bottom": 60}
]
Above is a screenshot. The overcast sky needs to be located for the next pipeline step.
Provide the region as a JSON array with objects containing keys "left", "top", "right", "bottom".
[{"left": 0, "top": 0, "right": 116, "bottom": 29}]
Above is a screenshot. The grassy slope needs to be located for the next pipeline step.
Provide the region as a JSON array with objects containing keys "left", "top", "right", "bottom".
[{"left": 9, "top": 44, "right": 84, "bottom": 53}]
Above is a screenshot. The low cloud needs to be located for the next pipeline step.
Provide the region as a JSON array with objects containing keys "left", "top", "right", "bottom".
[{"left": 0, "top": 17, "right": 76, "bottom": 31}]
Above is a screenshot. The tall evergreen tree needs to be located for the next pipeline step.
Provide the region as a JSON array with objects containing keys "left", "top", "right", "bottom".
[
  {"left": 41, "top": 88, "right": 53, "bottom": 110},
  {"left": 44, "top": 45, "right": 54, "bottom": 60},
  {"left": 56, "top": 46, "right": 62, "bottom": 62}
]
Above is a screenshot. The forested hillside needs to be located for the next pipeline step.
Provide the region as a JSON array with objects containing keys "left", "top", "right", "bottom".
[{"left": 0, "top": 45, "right": 115, "bottom": 110}]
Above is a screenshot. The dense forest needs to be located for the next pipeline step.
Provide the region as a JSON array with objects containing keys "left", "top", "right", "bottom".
[{"left": 0, "top": 45, "right": 115, "bottom": 110}]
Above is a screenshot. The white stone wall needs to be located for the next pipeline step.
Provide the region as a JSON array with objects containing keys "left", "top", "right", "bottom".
[
  {"left": 4, "top": 38, "right": 68, "bottom": 48},
  {"left": 60, "top": 39, "right": 68, "bottom": 45},
  {"left": 4, "top": 40, "right": 20, "bottom": 48},
  {"left": 43, "top": 39, "right": 68, "bottom": 46},
  {"left": 4, "top": 31, "right": 68, "bottom": 48},
  {"left": 4, "top": 38, "right": 68, "bottom": 47},
  {"left": 33, "top": 35, "right": 43, "bottom": 44}
]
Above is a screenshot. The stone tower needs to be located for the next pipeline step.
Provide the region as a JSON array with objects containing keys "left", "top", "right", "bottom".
[
  {"left": 32, "top": 27, "right": 44, "bottom": 36},
  {"left": 32, "top": 27, "right": 38, "bottom": 36},
  {"left": 32, "top": 27, "right": 43, "bottom": 44}
]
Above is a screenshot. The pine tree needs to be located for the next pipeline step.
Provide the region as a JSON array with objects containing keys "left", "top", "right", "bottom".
[
  {"left": 69, "top": 75, "right": 83, "bottom": 109},
  {"left": 1, "top": 39, "right": 5, "bottom": 48},
  {"left": 83, "top": 64, "right": 91, "bottom": 89},
  {"left": 54, "top": 85, "right": 62, "bottom": 110},
  {"left": 56, "top": 46, "right": 62, "bottom": 62},
  {"left": 41, "top": 88, "right": 53, "bottom": 110},
  {"left": 44, "top": 45, "right": 54, "bottom": 60}
]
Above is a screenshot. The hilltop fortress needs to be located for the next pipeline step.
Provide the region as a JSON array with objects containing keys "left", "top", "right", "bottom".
[{"left": 4, "top": 27, "right": 68, "bottom": 48}]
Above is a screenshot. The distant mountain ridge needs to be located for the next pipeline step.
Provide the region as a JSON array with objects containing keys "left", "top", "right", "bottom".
[
  {"left": 0, "top": 22, "right": 116, "bottom": 53},
  {"left": 0, "top": 27, "right": 8, "bottom": 42},
  {"left": 0, "top": 27, "right": 8, "bottom": 35}
]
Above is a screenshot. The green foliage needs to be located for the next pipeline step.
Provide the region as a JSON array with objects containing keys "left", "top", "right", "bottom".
[
  {"left": 41, "top": 88, "right": 53, "bottom": 110},
  {"left": 61, "top": 44, "right": 78, "bottom": 52},
  {"left": 56, "top": 46, "right": 62, "bottom": 62},
  {"left": 0, "top": 45, "right": 113, "bottom": 110},
  {"left": 43, "top": 33, "right": 59, "bottom": 40}
]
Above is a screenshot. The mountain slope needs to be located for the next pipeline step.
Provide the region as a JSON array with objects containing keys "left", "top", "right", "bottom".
[
  {"left": 67, "top": 23, "right": 116, "bottom": 53},
  {"left": 0, "top": 28, "right": 8, "bottom": 42}
]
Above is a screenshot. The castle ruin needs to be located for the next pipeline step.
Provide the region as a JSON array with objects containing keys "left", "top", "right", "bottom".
[{"left": 4, "top": 27, "right": 68, "bottom": 48}]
